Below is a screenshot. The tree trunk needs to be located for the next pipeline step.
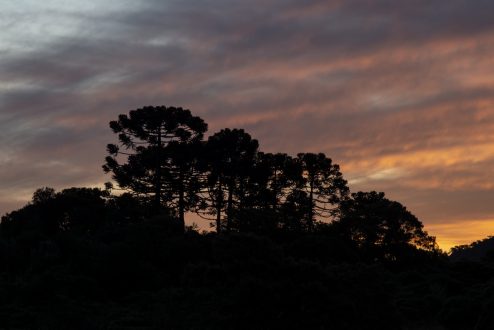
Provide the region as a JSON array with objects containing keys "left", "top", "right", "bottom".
[
  {"left": 215, "top": 180, "right": 222, "bottom": 233},
  {"left": 272, "top": 169, "right": 280, "bottom": 212},
  {"left": 226, "top": 182, "right": 233, "bottom": 232},
  {"left": 178, "top": 185, "right": 185, "bottom": 231},
  {"left": 154, "top": 128, "right": 163, "bottom": 214},
  {"left": 308, "top": 179, "right": 314, "bottom": 232},
  {"left": 216, "top": 203, "right": 222, "bottom": 233}
]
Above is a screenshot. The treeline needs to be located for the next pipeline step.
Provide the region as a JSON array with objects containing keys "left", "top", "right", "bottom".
[
  {"left": 99, "top": 106, "right": 438, "bottom": 260},
  {"left": 2, "top": 105, "right": 494, "bottom": 329},
  {"left": 2, "top": 106, "right": 439, "bottom": 262},
  {"left": 450, "top": 236, "right": 494, "bottom": 262},
  {"left": 102, "top": 106, "right": 349, "bottom": 233},
  {"left": 1, "top": 188, "right": 494, "bottom": 329}
]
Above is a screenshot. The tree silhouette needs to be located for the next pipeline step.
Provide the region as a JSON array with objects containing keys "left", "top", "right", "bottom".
[
  {"left": 103, "top": 106, "right": 207, "bottom": 226},
  {"left": 296, "top": 153, "right": 349, "bottom": 231},
  {"left": 257, "top": 153, "right": 301, "bottom": 212},
  {"left": 338, "top": 191, "right": 438, "bottom": 260},
  {"left": 246, "top": 153, "right": 303, "bottom": 231},
  {"left": 1, "top": 187, "right": 108, "bottom": 237},
  {"left": 450, "top": 236, "right": 494, "bottom": 262},
  {"left": 3, "top": 104, "right": 491, "bottom": 330},
  {"left": 197, "top": 129, "right": 259, "bottom": 232},
  {"left": 32, "top": 187, "right": 56, "bottom": 205}
]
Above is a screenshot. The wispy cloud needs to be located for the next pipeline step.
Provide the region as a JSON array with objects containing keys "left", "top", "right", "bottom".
[{"left": 2, "top": 0, "right": 494, "bottom": 248}]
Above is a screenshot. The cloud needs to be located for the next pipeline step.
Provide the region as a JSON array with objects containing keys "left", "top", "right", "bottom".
[{"left": 2, "top": 0, "right": 494, "bottom": 248}]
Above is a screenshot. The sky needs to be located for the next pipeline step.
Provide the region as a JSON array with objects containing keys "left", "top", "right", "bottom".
[{"left": 2, "top": 0, "right": 494, "bottom": 250}]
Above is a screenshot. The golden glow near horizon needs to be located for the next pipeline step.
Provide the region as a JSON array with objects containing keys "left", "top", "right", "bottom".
[{"left": 427, "top": 219, "right": 494, "bottom": 252}]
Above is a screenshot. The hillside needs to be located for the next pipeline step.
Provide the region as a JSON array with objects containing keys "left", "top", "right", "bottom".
[{"left": 450, "top": 236, "right": 494, "bottom": 262}]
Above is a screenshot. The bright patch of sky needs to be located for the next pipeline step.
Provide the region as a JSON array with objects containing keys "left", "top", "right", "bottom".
[
  {"left": 364, "top": 92, "right": 419, "bottom": 111},
  {"left": 0, "top": 0, "right": 145, "bottom": 54},
  {"left": 349, "top": 167, "right": 407, "bottom": 185},
  {"left": 77, "top": 70, "right": 132, "bottom": 93}
]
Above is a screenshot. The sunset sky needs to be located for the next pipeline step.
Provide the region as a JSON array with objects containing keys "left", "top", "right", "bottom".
[{"left": 2, "top": 0, "right": 494, "bottom": 250}]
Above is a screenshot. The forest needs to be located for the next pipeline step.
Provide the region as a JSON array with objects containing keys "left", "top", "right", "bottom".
[{"left": 1, "top": 106, "right": 494, "bottom": 329}]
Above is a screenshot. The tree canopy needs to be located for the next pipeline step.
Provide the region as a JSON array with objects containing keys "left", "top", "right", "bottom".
[
  {"left": 103, "top": 106, "right": 207, "bottom": 227},
  {"left": 198, "top": 128, "right": 259, "bottom": 232},
  {"left": 338, "top": 191, "right": 438, "bottom": 261},
  {"left": 7, "top": 104, "right": 487, "bottom": 330}
]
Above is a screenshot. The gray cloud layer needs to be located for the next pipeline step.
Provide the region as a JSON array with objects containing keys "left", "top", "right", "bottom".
[{"left": 2, "top": 0, "right": 494, "bottom": 248}]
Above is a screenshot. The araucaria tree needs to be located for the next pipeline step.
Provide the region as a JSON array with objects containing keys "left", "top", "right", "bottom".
[
  {"left": 198, "top": 128, "right": 259, "bottom": 232},
  {"left": 103, "top": 106, "right": 207, "bottom": 227},
  {"left": 295, "top": 153, "right": 349, "bottom": 231}
]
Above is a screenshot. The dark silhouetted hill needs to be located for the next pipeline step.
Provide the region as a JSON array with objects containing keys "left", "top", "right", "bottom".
[
  {"left": 1, "top": 104, "right": 493, "bottom": 329},
  {"left": 1, "top": 193, "right": 494, "bottom": 329},
  {"left": 450, "top": 236, "right": 494, "bottom": 262}
]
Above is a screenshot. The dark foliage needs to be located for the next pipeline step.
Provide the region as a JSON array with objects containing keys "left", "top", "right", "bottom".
[
  {"left": 450, "top": 236, "right": 494, "bottom": 262},
  {"left": 1, "top": 185, "right": 491, "bottom": 330},
  {"left": 338, "top": 191, "right": 440, "bottom": 262},
  {"left": 294, "top": 152, "right": 349, "bottom": 231},
  {"left": 103, "top": 105, "right": 208, "bottom": 227},
  {"left": 197, "top": 128, "right": 259, "bottom": 233},
  {"left": 1, "top": 105, "right": 492, "bottom": 329}
]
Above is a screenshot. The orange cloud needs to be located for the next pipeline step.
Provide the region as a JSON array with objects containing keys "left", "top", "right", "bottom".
[{"left": 3, "top": 0, "right": 494, "bottom": 250}]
